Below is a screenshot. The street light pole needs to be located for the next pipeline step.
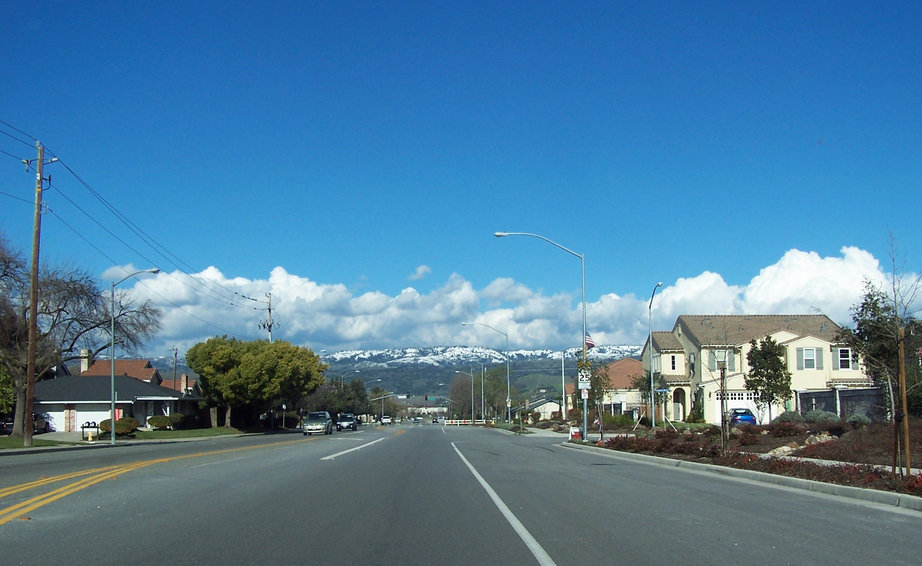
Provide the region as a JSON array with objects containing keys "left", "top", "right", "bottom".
[
  {"left": 648, "top": 282, "right": 662, "bottom": 429},
  {"left": 462, "top": 322, "right": 511, "bottom": 422},
  {"left": 110, "top": 267, "right": 159, "bottom": 445},
  {"left": 495, "top": 231, "right": 588, "bottom": 436}
]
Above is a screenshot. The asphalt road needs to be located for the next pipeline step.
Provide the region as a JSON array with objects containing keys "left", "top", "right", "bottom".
[{"left": 1, "top": 424, "right": 920, "bottom": 565}]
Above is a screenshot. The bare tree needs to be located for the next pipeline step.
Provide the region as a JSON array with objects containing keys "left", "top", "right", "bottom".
[{"left": 0, "top": 236, "right": 161, "bottom": 444}]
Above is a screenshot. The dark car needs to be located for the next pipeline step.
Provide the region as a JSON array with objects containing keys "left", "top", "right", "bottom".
[
  {"left": 302, "top": 411, "right": 333, "bottom": 435},
  {"left": 1, "top": 413, "right": 51, "bottom": 435},
  {"left": 728, "top": 408, "right": 757, "bottom": 426},
  {"left": 336, "top": 412, "right": 357, "bottom": 431}
]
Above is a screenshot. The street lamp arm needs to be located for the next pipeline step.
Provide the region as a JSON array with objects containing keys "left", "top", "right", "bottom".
[
  {"left": 648, "top": 281, "right": 662, "bottom": 310},
  {"left": 494, "top": 232, "right": 582, "bottom": 261},
  {"left": 462, "top": 321, "right": 508, "bottom": 341},
  {"left": 114, "top": 268, "right": 160, "bottom": 287}
]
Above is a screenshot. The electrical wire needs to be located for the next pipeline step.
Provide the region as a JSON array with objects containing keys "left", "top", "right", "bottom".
[{"left": 1, "top": 121, "right": 270, "bottom": 342}]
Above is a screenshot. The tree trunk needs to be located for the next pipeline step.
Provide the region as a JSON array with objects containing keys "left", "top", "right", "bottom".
[
  {"left": 224, "top": 405, "right": 232, "bottom": 428},
  {"left": 10, "top": 388, "right": 27, "bottom": 439},
  {"left": 209, "top": 406, "right": 218, "bottom": 428}
]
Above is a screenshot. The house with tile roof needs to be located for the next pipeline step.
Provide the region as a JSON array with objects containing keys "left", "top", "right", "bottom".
[
  {"left": 591, "top": 358, "right": 646, "bottom": 418},
  {"left": 642, "top": 314, "right": 872, "bottom": 425},
  {"left": 81, "top": 358, "right": 163, "bottom": 385}
]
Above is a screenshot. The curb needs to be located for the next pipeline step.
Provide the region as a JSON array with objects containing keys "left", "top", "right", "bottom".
[{"left": 561, "top": 441, "right": 922, "bottom": 513}]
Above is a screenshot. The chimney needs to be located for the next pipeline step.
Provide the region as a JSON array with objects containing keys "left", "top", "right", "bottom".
[
  {"left": 181, "top": 373, "right": 188, "bottom": 394},
  {"left": 80, "top": 349, "right": 90, "bottom": 373}
]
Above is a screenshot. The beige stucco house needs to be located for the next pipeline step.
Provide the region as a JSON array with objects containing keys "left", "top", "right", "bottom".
[{"left": 642, "top": 314, "right": 871, "bottom": 425}]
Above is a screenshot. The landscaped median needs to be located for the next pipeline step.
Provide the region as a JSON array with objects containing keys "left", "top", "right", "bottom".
[
  {"left": 562, "top": 419, "right": 922, "bottom": 510},
  {"left": 562, "top": 437, "right": 922, "bottom": 512}
]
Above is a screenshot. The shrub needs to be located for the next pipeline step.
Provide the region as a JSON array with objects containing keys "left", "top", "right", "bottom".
[
  {"left": 739, "top": 423, "right": 761, "bottom": 435},
  {"left": 847, "top": 414, "right": 871, "bottom": 428},
  {"left": 772, "top": 411, "right": 805, "bottom": 424},
  {"left": 169, "top": 413, "right": 185, "bottom": 429},
  {"left": 686, "top": 404, "right": 705, "bottom": 423},
  {"left": 820, "top": 421, "right": 846, "bottom": 437},
  {"left": 804, "top": 409, "right": 839, "bottom": 423},
  {"left": 602, "top": 413, "right": 635, "bottom": 429},
  {"left": 148, "top": 415, "right": 172, "bottom": 430},
  {"left": 770, "top": 421, "right": 805, "bottom": 437},
  {"left": 739, "top": 432, "right": 761, "bottom": 446},
  {"left": 99, "top": 417, "right": 138, "bottom": 436}
]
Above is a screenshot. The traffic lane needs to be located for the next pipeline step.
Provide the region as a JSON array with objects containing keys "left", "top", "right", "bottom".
[
  {"left": 0, "top": 429, "right": 382, "bottom": 562},
  {"left": 0, "top": 426, "right": 537, "bottom": 565},
  {"left": 273, "top": 424, "right": 541, "bottom": 565},
  {"left": 453, "top": 431, "right": 922, "bottom": 565}
]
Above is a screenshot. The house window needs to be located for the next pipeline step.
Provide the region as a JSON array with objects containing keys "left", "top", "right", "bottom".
[
  {"left": 838, "top": 348, "right": 852, "bottom": 370},
  {"left": 796, "top": 347, "right": 823, "bottom": 370},
  {"left": 803, "top": 348, "right": 816, "bottom": 369},
  {"left": 670, "top": 355, "right": 677, "bottom": 371}
]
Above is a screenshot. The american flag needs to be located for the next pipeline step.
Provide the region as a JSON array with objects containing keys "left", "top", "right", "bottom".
[{"left": 585, "top": 333, "right": 595, "bottom": 349}]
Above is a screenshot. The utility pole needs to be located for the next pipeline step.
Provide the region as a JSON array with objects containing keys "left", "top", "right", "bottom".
[
  {"left": 24, "top": 141, "right": 45, "bottom": 447},
  {"left": 171, "top": 347, "right": 178, "bottom": 392},
  {"left": 258, "top": 292, "right": 274, "bottom": 342}
]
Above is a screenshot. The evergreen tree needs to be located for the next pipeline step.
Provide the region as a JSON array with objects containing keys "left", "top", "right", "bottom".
[{"left": 745, "top": 336, "right": 792, "bottom": 422}]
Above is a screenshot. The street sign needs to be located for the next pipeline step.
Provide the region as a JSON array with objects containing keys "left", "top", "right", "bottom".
[
  {"left": 581, "top": 389, "right": 589, "bottom": 399},
  {"left": 578, "top": 367, "right": 591, "bottom": 390}
]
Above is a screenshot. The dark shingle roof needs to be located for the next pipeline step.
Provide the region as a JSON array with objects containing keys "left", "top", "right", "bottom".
[{"left": 34, "top": 375, "right": 184, "bottom": 403}]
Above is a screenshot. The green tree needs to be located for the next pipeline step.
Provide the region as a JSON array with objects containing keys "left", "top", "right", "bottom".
[
  {"left": 237, "top": 340, "right": 325, "bottom": 408},
  {"left": 745, "top": 336, "right": 792, "bottom": 422},
  {"left": 186, "top": 336, "right": 244, "bottom": 427},
  {"left": 837, "top": 281, "right": 922, "bottom": 417}
]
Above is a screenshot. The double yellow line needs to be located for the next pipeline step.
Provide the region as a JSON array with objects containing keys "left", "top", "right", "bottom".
[
  {"left": 0, "top": 460, "right": 163, "bottom": 525},
  {"left": 0, "top": 435, "right": 316, "bottom": 525}
]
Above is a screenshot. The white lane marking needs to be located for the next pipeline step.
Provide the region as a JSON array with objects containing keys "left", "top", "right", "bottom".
[
  {"left": 452, "top": 442, "right": 557, "bottom": 566},
  {"left": 321, "top": 437, "right": 386, "bottom": 460}
]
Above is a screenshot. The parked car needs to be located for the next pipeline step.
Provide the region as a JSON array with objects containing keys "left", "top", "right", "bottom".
[
  {"left": 380, "top": 415, "right": 392, "bottom": 425},
  {"left": 728, "top": 408, "right": 757, "bottom": 426},
  {"left": 1, "top": 413, "right": 51, "bottom": 434},
  {"left": 302, "top": 411, "right": 333, "bottom": 435},
  {"left": 336, "top": 412, "right": 357, "bottom": 431}
]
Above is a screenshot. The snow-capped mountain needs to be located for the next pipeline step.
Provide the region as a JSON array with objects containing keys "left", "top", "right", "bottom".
[{"left": 321, "top": 344, "right": 642, "bottom": 368}]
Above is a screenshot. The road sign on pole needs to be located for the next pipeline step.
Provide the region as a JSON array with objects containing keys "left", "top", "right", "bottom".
[{"left": 578, "top": 367, "right": 591, "bottom": 390}]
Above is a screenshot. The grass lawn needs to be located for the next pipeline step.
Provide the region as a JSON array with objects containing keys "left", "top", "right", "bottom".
[
  {"left": 0, "top": 426, "right": 244, "bottom": 449},
  {"left": 0, "top": 437, "right": 69, "bottom": 449}
]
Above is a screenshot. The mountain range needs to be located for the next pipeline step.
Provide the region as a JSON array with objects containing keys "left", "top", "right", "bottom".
[{"left": 149, "top": 344, "right": 643, "bottom": 399}]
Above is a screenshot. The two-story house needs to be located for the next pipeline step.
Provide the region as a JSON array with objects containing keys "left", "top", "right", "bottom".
[{"left": 642, "top": 314, "right": 871, "bottom": 425}]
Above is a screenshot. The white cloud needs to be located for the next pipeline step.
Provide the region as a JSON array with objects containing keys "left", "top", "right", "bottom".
[
  {"left": 134, "top": 247, "right": 899, "bottom": 355},
  {"left": 408, "top": 265, "right": 431, "bottom": 281}
]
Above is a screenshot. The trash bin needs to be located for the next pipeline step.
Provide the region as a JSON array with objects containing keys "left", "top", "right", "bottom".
[{"left": 569, "top": 426, "right": 582, "bottom": 441}]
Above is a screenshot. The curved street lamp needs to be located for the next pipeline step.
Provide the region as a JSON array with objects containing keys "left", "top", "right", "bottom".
[
  {"left": 111, "top": 268, "right": 159, "bottom": 445},
  {"left": 462, "top": 321, "right": 511, "bottom": 422},
  {"left": 494, "top": 231, "right": 588, "bottom": 436}
]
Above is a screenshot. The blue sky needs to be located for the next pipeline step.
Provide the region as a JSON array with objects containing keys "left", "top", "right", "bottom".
[{"left": 2, "top": 1, "right": 920, "bottom": 356}]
